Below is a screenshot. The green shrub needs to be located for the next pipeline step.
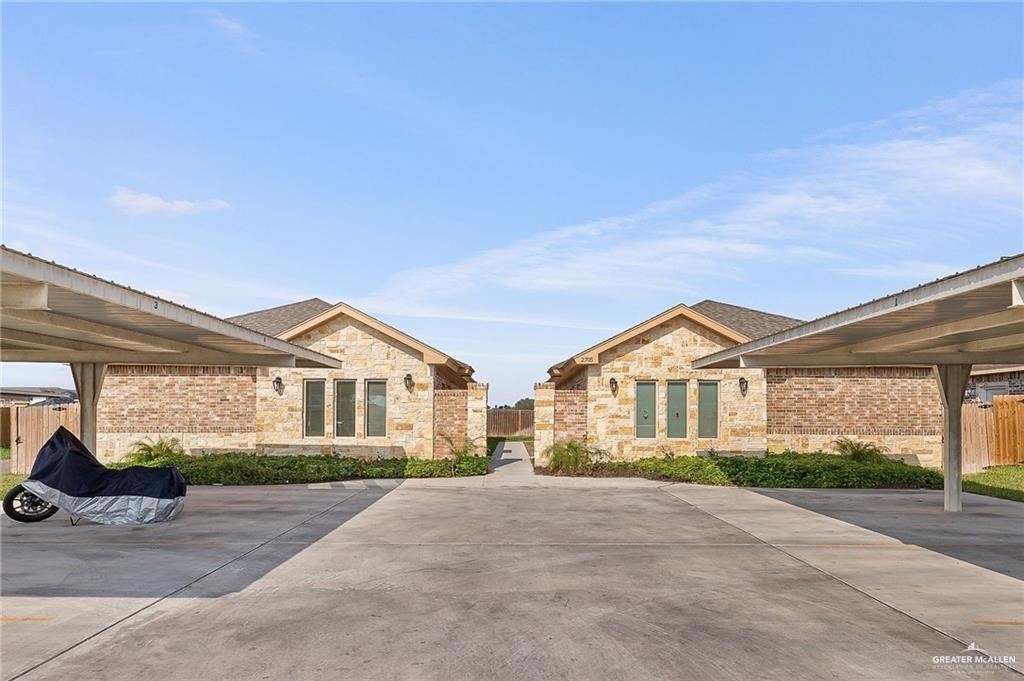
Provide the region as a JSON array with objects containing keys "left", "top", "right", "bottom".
[
  {"left": 125, "top": 436, "right": 186, "bottom": 463},
  {"left": 545, "top": 440, "right": 609, "bottom": 475},
  {"left": 109, "top": 452, "right": 491, "bottom": 486},
  {"left": 541, "top": 449, "right": 943, "bottom": 490},
  {"left": 831, "top": 437, "right": 891, "bottom": 464}
]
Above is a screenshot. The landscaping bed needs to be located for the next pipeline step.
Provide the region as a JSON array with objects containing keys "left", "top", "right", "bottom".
[
  {"left": 109, "top": 452, "right": 491, "bottom": 486},
  {"left": 537, "top": 440, "right": 949, "bottom": 490}
]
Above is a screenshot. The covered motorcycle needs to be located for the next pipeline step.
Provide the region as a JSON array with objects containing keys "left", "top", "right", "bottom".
[{"left": 13, "top": 427, "right": 187, "bottom": 524}]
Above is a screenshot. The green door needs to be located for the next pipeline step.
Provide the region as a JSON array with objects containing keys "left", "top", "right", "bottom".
[
  {"left": 667, "top": 381, "right": 687, "bottom": 438},
  {"left": 635, "top": 381, "right": 656, "bottom": 438},
  {"left": 698, "top": 381, "right": 719, "bottom": 438}
]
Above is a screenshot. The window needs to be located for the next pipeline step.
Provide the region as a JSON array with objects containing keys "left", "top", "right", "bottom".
[
  {"left": 977, "top": 383, "right": 1009, "bottom": 403},
  {"left": 365, "top": 380, "right": 387, "bottom": 437},
  {"left": 635, "top": 381, "right": 656, "bottom": 438},
  {"left": 303, "top": 379, "right": 325, "bottom": 437},
  {"left": 697, "top": 381, "right": 719, "bottom": 439},
  {"left": 667, "top": 381, "right": 687, "bottom": 438},
  {"left": 334, "top": 380, "right": 356, "bottom": 437}
]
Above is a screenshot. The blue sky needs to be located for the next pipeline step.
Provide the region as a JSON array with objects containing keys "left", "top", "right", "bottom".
[{"left": 3, "top": 2, "right": 1023, "bottom": 404}]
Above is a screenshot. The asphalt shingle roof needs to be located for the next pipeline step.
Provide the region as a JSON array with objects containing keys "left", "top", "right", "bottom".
[
  {"left": 689, "top": 299, "right": 803, "bottom": 340},
  {"left": 227, "top": 298, "right": 334, "bottom": 336}
]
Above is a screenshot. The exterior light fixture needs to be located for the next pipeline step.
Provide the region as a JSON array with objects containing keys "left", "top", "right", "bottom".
[
  {"left": 738, "top": 377, "right": 749, "bottom": 396},
  {"left": 404, "top": 373, "right": 415, "bottom": 391},
  {"left": 609, "top": 377, "right": 619, "bottom": 395},
  {"left": 272, "top": 376, "right": 284, "bottom": 394}
]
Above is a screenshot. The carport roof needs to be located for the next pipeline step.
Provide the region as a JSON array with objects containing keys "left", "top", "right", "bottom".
[
  {"left": 694, "top": 253, "right": 1024, "bottom": 369},
  {"left": 0, "top": 246, "right": 343, "bottom": 368}
]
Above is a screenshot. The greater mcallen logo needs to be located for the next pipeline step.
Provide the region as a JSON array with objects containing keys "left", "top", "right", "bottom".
[{"left": 932, "top": 642, "right": 1017, "bottom": 673}]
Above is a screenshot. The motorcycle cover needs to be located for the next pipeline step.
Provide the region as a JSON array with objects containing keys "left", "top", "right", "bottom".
[{"left": 21, "top": 427, "right": 187, "bottom": 525}]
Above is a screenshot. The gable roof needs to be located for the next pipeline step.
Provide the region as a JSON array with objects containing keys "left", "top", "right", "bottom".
[
  {"left": 279, "top": 301, "right": 475, "bottom": 380},
  {"left": 547, "top": 303, "right": 753, "bottom": 381},
  {"left": 689, "top": 300, "right": 803, "bottom": 340},
  {"left": 227, "top": 298, "right": 334, "bottom": 336}
]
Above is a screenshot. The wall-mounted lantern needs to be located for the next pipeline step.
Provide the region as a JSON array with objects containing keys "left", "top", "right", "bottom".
[
  {"left": 272, "top": 376, "right": 285, "bottom": 395},
  {"left": 609, "top": 377, "right": 619, "bottom": 396},
  {"left": 738, "top": 377, "right": 749, "bottom": 396},
  {"left": 404, "top": 373, "right": 415, "bottom": 391}
]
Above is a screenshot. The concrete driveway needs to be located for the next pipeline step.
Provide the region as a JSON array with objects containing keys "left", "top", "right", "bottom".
[{"left": 2, "top": 452, "right": 1022, "bottom": 680}]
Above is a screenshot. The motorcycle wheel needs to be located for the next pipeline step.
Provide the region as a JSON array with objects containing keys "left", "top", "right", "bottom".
[{"left": 3, "top": 484, "right": 59, "bottom": 523}]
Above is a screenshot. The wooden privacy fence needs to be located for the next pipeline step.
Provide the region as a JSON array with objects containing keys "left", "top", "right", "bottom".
[
  {"left": 962, "top": 395, "right": 1024, "bottom": 473},
  {"left": 487, "top": 409, "right": 534, "bottom": 437},
  {"left": 9, "top": 403, "right": 80, "bottom": 474},
  {"left": 0, "top": 406, "right": 10, "bottom": 447}
]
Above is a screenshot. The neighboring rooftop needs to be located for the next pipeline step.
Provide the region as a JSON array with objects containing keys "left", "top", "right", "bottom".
[
  {"left": 689, "top": 300, "right": 804, "bottom": 340},
  {"left": 0, "top": 387, "right": 78, "bottom": 401},
  {"left": 227, "top": 298, "right": 334, "bottom": 336}
]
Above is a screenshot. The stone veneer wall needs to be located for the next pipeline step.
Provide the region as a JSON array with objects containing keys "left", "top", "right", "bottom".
[
  {"left": 535, "top": 316, "right": 767, "bottom": 465},
  {"left": 96, "top": 365, "right": 258, "bottom": 461},
  {"left": 533, "top": 383, "right": 555, "bottom": 465},
  {"left": 255, "top": 314, "right": 436, "bottom": 458},
  {"left": 466, "top": 383, "right": 488, "bottom": 454},
  {"left": 765, "top": 367, "right": 943, "bottom": 466}
]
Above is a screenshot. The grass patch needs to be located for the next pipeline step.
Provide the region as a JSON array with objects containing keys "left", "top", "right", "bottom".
[
  {"left": 540, "top": 442, "right": 943, "bottom": 490},
  {"left": 964, "top": 465, "right": 1024, "bottom": 503},
  {"left": 0, "top": 446, "right": 11, "bottom": 461},
  {"left": 1, "top": 473, "right": 26, "bottom": 497},
  {"left": 109, "top": 452, "right": 490, "bottom": 486}
]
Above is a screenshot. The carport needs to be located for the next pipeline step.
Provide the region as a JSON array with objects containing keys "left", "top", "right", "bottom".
[
  {"left": 694, "top": 253, "right": 1024, "bottom": 512},
  {"left": 0, "top": 246, "right": 342, "bottom": 453}
]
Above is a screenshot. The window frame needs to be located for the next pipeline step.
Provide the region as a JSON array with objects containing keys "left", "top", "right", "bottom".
[
  {"left": 333, "top": 379, "right": 357, "bottom": 438},
  {"left": 697, "top": 380, "right": 720, "bottom": 439},
  {"left": 635, "top": 380, "right": 657, "bottom": 439},
  {"left": 303, "top": 378, "right": 326, "bottom": 438},
  {"left": 666, "top": 380, "right": 688, "bottom": 439},
  {"left": 365, "top": 379, "right": 388, "bottom": 438}
]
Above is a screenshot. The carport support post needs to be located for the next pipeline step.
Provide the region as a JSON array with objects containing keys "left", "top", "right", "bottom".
[
  {"left": 71, "top": 362, "right": 106, "bottom": 454},
  {"left": 933, "top": 364, "right": 971, "bottom": 512}
]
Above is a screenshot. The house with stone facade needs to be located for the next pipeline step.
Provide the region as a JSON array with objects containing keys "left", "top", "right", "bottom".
[
  {"left": 96, "top": 298, "right": 487, "bottom": 461},
  {"left": 534, "top": 300, "right": 947, "bottom": 467}
]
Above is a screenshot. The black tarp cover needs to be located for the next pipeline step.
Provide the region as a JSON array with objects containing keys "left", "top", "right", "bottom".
[{"left": 21, "top": 427, "right": 187, "bottom": 524}]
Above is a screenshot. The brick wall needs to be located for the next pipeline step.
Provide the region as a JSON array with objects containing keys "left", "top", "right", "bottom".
[
  {"left": 95, "top": 365, "right": 258, "bottom": 460},
  {"left": 98, "top": 365, "right": 257, "bottom": 433},
  {"left": 554, "top": 389, "right": 587, "bottom": 443},
  {"left": 434, "top": 389, "right": 468, "bottom": 458},
  {"left": 766, "top": 367, "right": 943, "bottom": 436},
  {"left": 965, "top": 370, "right": 1024, "bottom": 402}
]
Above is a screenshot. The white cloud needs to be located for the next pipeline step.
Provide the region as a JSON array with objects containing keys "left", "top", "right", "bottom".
[
  {"left": 110, "top": 187, "right": 231, "bottom": 215},
  {"left": 836, "top": 261, "right": 958, "bottom": 280},
  {"left": 204, "top": 10, "right": 259, "bottom": 53},
  {"left": 359, "top": 80, "right": 1022, "bottom": 322}
]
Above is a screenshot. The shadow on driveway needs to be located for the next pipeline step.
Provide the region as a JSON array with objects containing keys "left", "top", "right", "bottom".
[
  {"left": 751, "top": 487, "right": 1024, "bottom": 580},
  {"left": 0, "top": 481, "right": 398, "bottom": 599}
]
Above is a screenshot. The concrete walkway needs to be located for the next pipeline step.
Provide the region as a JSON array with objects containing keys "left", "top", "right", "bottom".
[{"left": 486, "top": 440, "right": 536, "bottom": 484}]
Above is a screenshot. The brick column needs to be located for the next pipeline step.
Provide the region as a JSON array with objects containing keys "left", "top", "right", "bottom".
[{"left": 534, "top": 382, "right": 556, "bottom": 466}]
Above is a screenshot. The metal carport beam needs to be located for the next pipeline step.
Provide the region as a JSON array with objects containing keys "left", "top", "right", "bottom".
[{"left": 692, "top": 253, "right": 1024, "bottom": 513}]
